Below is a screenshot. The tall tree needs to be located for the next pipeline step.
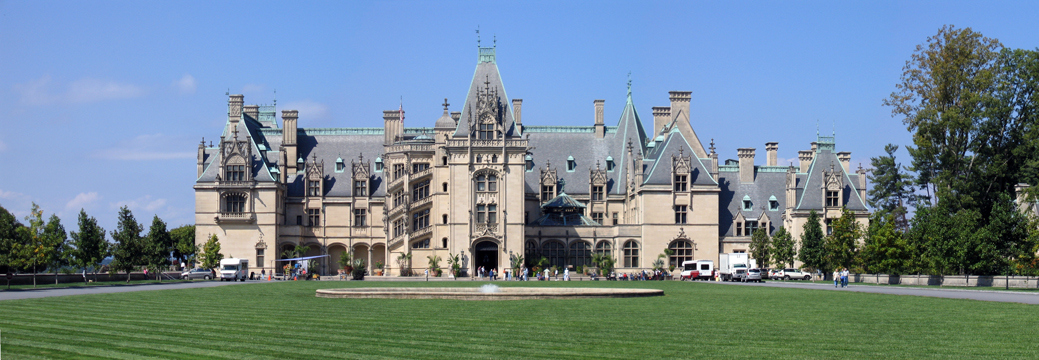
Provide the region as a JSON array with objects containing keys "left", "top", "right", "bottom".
[
  {"left": 43, "top": 214, "right": 69, "bottom": 284},
  {"left": 798, "top": 210, "right": 826, "bottom": 273},
  {"left": 749, "top": 228, "right": 771, "bottom": 269},
  {"left": 144, "top": 216, "right": 172, "bottom": 281},
  {"left": 199, "top": 234, "right": 224, "bottom": 271},
  {"left": 110, "top": 206, "right": 146, "bottom": 283},
  {"left": 170, "top": 225, "right": 196, "bottom": 267},
  {"left": 70, "top": 209, "right": 108, "bottom": 283},
  {"left": 867, "top": 144, "right": 918, "bottom": 230},
  {"left": 824, "top": 208, "right": 861, "bottom": 272},
  {"left": 15, "top": 203, "right": 52, "bottom": 287},
  {"left": 858, "top": 211, "right": 910, "bottom": 275},
  {"left": 771, "top": 226, "right": 796, "bottom": 268},
  {"left": 884, "top": 25, "right": 1003, "bottom": 211},
  {"left": 0, "top": 205, "right": 25, "bottom": 276}
]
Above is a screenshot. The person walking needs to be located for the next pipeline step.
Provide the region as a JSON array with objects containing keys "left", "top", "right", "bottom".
[
  {"left": 841, "top": 268, "right": 849, "bottom": 288},
  {"left": 833, "top": 270, "right": 839, "bottom": 287},
  {"left": 564, "top": 267, "right": 570, "bottom": 281}
]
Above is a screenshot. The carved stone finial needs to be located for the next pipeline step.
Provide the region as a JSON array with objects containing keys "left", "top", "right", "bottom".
[
  {"left": 596, "top": 160, "right": 601, "bottom": 169},
  {"left": 442, "top": 98, "right": 450, "bottom": 111},
  {"left": 359, "top": 153, "right": 364, "bottom": 162},
  {"left": 710, "top": 138, "right": 716, "bottom": 153},
  {"left": 679, "top": 147, "right": 684, "bottom": 157}
]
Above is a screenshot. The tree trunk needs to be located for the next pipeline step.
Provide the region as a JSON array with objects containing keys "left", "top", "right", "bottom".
[
  {"left": 126, "top": 270, "right": 131, "bottom": 283},
  {"left": 55, "top": 268, "right": 59, "bottom": 285},
  {"left": 33, "top": 269, "right": 37, "bottom": 288}
]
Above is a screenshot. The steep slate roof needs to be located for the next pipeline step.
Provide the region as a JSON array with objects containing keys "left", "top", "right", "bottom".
[
  {"left": 264, "top": 128, "right": 388, "bottom": 198},
  {"left": 452, "top": 49, "right": 517, "bottom": 138},
  {"left": 197, "top": 120, "right": 277, "bottom": 183},
  {"left": 794, "top": 149, "right": 867, "bottom": 211},
  {"left": 717, "top": 169, "right": 788, "bottom": 236},
  {"left": 642, "top": 128, "right": 717, "bottom": 186}
]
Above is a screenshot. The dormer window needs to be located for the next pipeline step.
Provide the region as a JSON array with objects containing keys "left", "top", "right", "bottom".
[
  {"left": 226, "top": 165, "right": 245, "bottom": 181},
  {"left": 769, "top": 195, "right": 779, "bottom": 211},
  {"left": 308, "top": 181, "right": 321, "bottom": 196},
  {"left": 673, "top": 174, "right": 688, "bottom": 192},
  {"left": 375, "top": 158, "right": 383, "bottom": 172},
  {"left": 479, "top": 124, "right": 495, "bottom": 139},
  {"left": 541, "top": 185, "right": 555, "bottom": 200},
  {"left": 742, "top": 195, "right": 753, "bottom": 211},
  {"left": 826, "top": 190, "right": 839, "bottom": 207},
  {"left": 592, "top": 185, "right": 604, "bottom": 201},
  {"left": 525, "top": 155, "right": 534, "bottom": 172},
  {"left": 606, "top": 156, "right": 615, "bottom": 172},
  {"left": 567, "top": 156, "right": 575, "bottom": 172},
  {"left": 335, "top": 158, "right": 345, "bottom": 172},
  {"left": 354, "top": 180, "right": 368, "bottom": 196},
  {"left": 297, "top": 157, "right": 304, "bottom": 174}
]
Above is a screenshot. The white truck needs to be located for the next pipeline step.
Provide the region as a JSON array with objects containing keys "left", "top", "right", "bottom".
[
  {"left": 219, "top": 258, "right": 249, "bottom": 282},
  {"left": 680, "top": 260, "right": 715, "bottom": 281},
  {"left": 718, "top": 253, "right": 753, "bottom": 282}
]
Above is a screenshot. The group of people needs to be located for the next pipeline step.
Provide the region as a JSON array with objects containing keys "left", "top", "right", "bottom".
[
  {"left": 833, "top": 268, "right": 849, "bottom": 288},
  {"left": 618, "top": 269, "right": 670, "bottom": 281},
  {"left": 475, "top": 266, "right": 582, "bottom": 281}
]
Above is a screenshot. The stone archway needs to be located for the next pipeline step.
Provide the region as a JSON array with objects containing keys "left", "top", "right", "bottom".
[{"left": 473, "top": 239, "right": 499, "bottom": 274}]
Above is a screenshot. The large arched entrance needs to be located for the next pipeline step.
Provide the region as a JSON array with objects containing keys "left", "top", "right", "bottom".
[{"left": 473, "top": 240, "right": 499, "bottom": 273}]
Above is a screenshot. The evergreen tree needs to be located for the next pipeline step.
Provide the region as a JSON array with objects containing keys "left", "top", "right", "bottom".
[
  {"left": 70, "top": 209, "right": 108, "bottom": 282},
  {"left": 798, "top": 210, "right": 826, "bottom": 273},
  {"left": 170, "top": 225, "right": 196, "bottom": 267},
  {"left": 858, "top": 211, "right": 909, "bottom": 275},
  {"left": 824, "top": 208, "right": 861, "bottom": 272},
  {"left": 43, "top": 214, "right": 69, "bottom": 284},
  {"left": 771, "top": 226, "right": 796, "bottom": 268},
  {"left": 0, "top": 205, "right": 25, "bottom": 277},
  {"left": 199, "top": 234, "right": 224, "bottom": 271},
  {"left": 749, "top": 228, "right": 771, "bottom": 269},
  {"left": 110, "top": 206, "right": 145, "bottom": 283},
  {"left": 145, "top": 216, "right": 172, "bottom": 281}
]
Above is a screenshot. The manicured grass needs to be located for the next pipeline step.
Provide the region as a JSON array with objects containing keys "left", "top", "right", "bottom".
[
  {"left": 1, "top": 279, "right": 193, "bottom": 291},
  {"left": 1, "top": 280, "right": 1037, "bottom": 359},
  {"left": 798, "top": 279, "right": 1039, "bottom": 292}
]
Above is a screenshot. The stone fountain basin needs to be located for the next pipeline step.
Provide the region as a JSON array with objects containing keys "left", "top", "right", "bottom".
[{"left": 315, "top": 287, "right": 663, "bottom": 300}]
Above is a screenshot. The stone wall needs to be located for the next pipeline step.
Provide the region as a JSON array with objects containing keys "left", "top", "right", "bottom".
[{"left": 851, "top": 273, "right": 1039, "bottom": 289}]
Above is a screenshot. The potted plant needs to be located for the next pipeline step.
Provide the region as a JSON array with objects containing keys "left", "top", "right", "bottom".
[
  {"left": 427, "top": 254, "right": 442, "bottom": 277},
  {"left": 374, "top": 261, "right": 384, "bottom": 276},
  {"left": 446, "top": 253, "right": 461, "bottom": 279},
  {"left": 338, "top": 251, "right": 354, "bottom": 274},
  {"left": 351, "top": 258, "right": 366, "bottom": 280}
]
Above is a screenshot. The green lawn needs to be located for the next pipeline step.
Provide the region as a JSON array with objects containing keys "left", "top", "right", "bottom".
[
  {"left": 1, "top": 279, "right": 193, "bottom": 291},
  {"left": 1, "top": 280, "right": 1036, "bottom": 359}
]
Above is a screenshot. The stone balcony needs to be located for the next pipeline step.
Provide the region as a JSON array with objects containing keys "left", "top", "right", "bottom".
[
  {"left": 411, "top": 225, "right": 432, "bottom": 239},
  {"left": 411, "top": 195, "right": 432, "bottom": 210},
  {"left": 215, "top": 212, "right": 256, "bottom": 224},
  {"left": 411, "top": 167, "right": 433, "bottom": 182}
]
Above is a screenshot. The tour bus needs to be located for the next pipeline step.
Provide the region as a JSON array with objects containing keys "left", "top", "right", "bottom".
[
  {"left": 219, "top": 258, "right": 249, "bottom": 282},
  {"left": 680, "top": 259, "right": 715, "bottom": 281}
]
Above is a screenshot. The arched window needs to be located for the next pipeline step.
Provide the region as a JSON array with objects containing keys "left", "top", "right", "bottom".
[
  {"left": 441, "top": 238, "right": 448, "bottom": 248},
  {"left": 225, "top": 194, "right": 246, "bottom": 213},
  {"left": 476, "top": 174, "right": 487, "bottom": 191},
  {"left": 569, "top": 241, "right": 591, "bottom": 268},
  {"left": 623, "top": 240, "right": 639, "bottom": 268},
  {"left": 544, "top": 241, "right": 565, "bottom": 268},
  {"left": 525, "top": 240, "right": 538, "bottom": 262},
  {"left": 595, "top": 241, "right": 612, "bottom": 257},
  {"left": 668, "top": 240, "right": 694, "bottom": 267}
]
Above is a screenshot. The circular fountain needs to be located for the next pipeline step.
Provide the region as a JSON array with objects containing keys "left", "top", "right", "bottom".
[{"left": 315, "top": 285, "right": 663, "bottom": 300}]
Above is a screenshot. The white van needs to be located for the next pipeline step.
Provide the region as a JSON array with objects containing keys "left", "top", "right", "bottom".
[
  {"left": 680, "top": 260, "right": 715, "bottom": 281},
  {"left": 219, "top": 258, "right": 249, "bottom": 282}
]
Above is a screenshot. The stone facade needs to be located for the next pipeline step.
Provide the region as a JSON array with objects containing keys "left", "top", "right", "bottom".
[{"left": 193, "top": 45, "right": 869, "bottom": 276}]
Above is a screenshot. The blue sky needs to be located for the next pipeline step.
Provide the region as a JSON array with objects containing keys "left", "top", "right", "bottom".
[{"left": 1, "top": 1, "right": 1038, "bottom": 235}]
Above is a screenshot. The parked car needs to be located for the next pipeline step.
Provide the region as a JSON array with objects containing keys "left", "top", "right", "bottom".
[
  {"left": 743, "top": 268, "right": 763, "bottom": 282},
  {"left": 769, "top": 269, "right": 782, "bottom": 280},
  {"left": 182, "top": 268, "right": 212, "bottom": 280},
  {"left": 778, "top": 268, "right": 812, "bottom": 280}
]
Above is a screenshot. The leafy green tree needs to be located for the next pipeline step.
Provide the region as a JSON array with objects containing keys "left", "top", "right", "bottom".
[
  {"left": 169, "top": 225, "right": 196, "bottom": 267},
  {"left": 858, "top": 211, "right": 909, "bottom": 275},
  {"left": 0, "top": 205, "right": 24, "bottom": 276},
  {"left": 798, "top": 210, "right": 826, "bottom": 273},
  {"left": 824, "top": 208, "right": 861, "bottom": 272},
  {"left": 199, "top": 234, "right": 224, "bottom": 271},
  {"left": 70, "top": 209, "right": 108, "bottom": 282},
  {"left": 749, "top": 228, "right": 771, "bottom": 269},
  {"left": 43, "top": 214, "right": 69, "bottom": 284},
  {"left": 770, "top": 226, "right": 796, "bottom": 268},
  {"left": 15, "top": 203, "right": 52, "bottom": 287},
  {"left": 110, "top": 206, "right": 146, "bottom": 283},
  {"left": 144, "top": 216, "right": 172, "bottom": 281}
]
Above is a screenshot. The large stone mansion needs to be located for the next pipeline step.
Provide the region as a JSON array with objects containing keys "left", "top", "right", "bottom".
[{"left": 193, "top": 44, "right": 870, "bottom": 276}]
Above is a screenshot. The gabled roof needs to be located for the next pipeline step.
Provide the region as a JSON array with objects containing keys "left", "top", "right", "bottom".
[
  {"left": 794, "top": 149, "right": 867, "bottom": 211},
  {"left": 453, "top": 47, "right": 517, "bottom": 138},
  {"left": 530, "top": 192, "right": 600, "bottom": 226},
  {"left": 643, "top": 129, "right": 716, "bottom": 186}
]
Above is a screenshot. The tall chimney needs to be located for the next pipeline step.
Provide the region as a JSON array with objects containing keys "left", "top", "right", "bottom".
[
  {"left": 798, "top": 150, "right": 814, "bottom": 173},
  {"left": 228, "top": 94, "right": 244, "bottom": 134},
  {"left": 197, "top": 139, "right": 205, "bottom": 178},
  {"left": 669, "top": 91, "right": 692, "bottom": 126},
  {"left": 738, "top": 148, "right": 756, "bottom": 183},
  {"left": 765, "top": 142, "right": 778, "bottom": 166},
  {"left": 856, "top": 164, "right": 868, "bottom": 203},
  {"left": 652, "top": 107, "right": 671, "bottom": 137},
  {"left": 281, "top": 110, "right": 298, "bottom": 178},
  {"left": 450, "top": 112, "right": 461, "bottom": 126},
  {"left": 512, "top": 99, "right": 523, "bottom": 125},
  {"left": 837, "top": 152, "right": 851, "bottom": 172},
  {"left": 594, "top": 99, "right": 605, "bottom": 138},
  {"left": 383, "top": 110, "right": 402, "bottom": 145},
  {"left": 243, "top": 105, "right": 259, "bottom": 120}
]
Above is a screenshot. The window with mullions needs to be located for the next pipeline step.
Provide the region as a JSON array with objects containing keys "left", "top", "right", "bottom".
[
  {"left": 412, "top": 163, "right": 430, "bottom": 173},
  {"left": 825, "top": 218, "right": 833, "bottom": 235},
  {"left": 674, "top": 174, "right": 688, "bottom": 192},
  {"left": 225, "top": 194, "right": 246, "bottom": 213},
  {"left": 353, "top": 209, "right": 367, "bottom": 227},
  {"left": 591, "top": 185, "right": 604, "bottom": 201},
  {"left": 476, "top": 174, "right": 497, "bottom": 192},
  {"left": 623, "top": 240, "right": 640, "bottom": 268},
  {"left": 826, "top": 190, "right": 839, "bottom": 207},
  {"left": 393, "top": 164, "right": 406, "bottom": 180},
  {"left": 411, "top": 239, "right": 430, "bottom": 249},
  {"left": 544, "top": 241, "right": 565, "bottom": 268},
  {"left": 226, "top": 165, "right": 245, "bottom": 181},
  {"left": 525, "top": 240, "right": 538, "bottom": 260},
  {"left": 595, "top": 241, "right": 611, "bottom": 257},
  {"left": 675, "top": 205, "right": 688, "bottom": 224},
  {"left": 353, "top": 180, "right": 367, "bottom": 196},
  {"left": 412, "top": 209, "right": 430, "bottom": 231},
  {"left": 669, "top": 240, "right": 694, "bottom": 267},
  {"left": 541, "top": 185, "right": 555, "bottom": 200},
  {"left": 746, "top": 221, "right": 759, "bottom": 235},
  {"left": 392, "top": 218, "right": 406, "bottom": 238},
  {"left": 308, "top": 181, "right": 321, "bottom": 196},
  {"left": 479, "top": 124, "right": 495, "bottom": 139},
  {"left": 735, "top": 222, "right": 744, "bottom": 236},
  {"left": 569, "top": 241, "right": 591, "bottom": 267},
  {"left": 476, "top": 204, "right": 497, "bottom": 224},
  {"left": 612, "top": 212, "right": 618, "bottom": 225},
  {"left": 307, "top": 209, "right": 320, "bottom": 227},
  {"left": 392, "top": 190, "right": 406, "bottom": 208},
  {"left": 591, "top": 212, "right": 604, "bottom": 225},
  {"left": 256, "top": 249, "right": 264, "bottom": 269},
  {"left": 412, "top": 180, "right": 430, "bottom": 201}
]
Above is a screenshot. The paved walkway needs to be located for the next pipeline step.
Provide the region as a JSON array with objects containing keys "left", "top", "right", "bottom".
[
  {"left": 0, "top": 280, "right": 262, "bottom": 301},
  {"left": 712, "top": 280, "right": 1039, "bottom": 304}
]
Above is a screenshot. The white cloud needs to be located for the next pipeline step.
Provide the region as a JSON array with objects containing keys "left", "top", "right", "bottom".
[
  {"left": 174, "top": 74, "right": 196, "bottom": 94},
  {"left": 111, "top": 195, "right": 168, "bottom": 214},
  {"left": 13, "top": 75, "right": 146, "bottom": 105},
  {"left": 65, "top": 192, "right": 100, "bottom": 211},
  {"left": 282, "top": 100, "right": 329, "bottom": 119},
  {"left": 93, "top": 133, "right": 195, "bottom": 161}
]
